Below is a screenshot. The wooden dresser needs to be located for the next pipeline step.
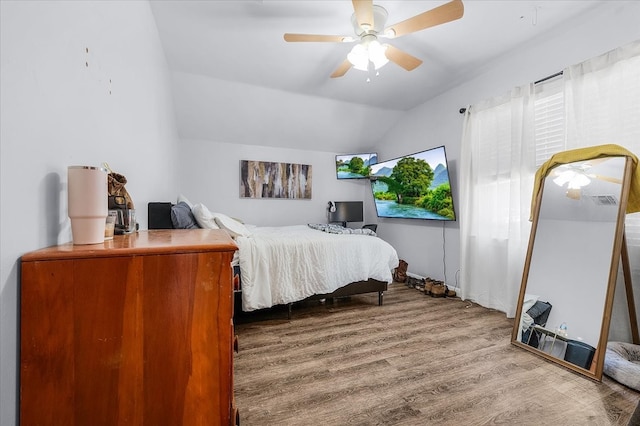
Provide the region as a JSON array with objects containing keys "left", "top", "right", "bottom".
[{"left": 20, "top": 229, "right": 239, "bottom": 425}]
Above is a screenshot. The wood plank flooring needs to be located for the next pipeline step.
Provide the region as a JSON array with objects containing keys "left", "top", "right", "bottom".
[{"left": 234, "top": 283, "right": 640, "bottom": 425}]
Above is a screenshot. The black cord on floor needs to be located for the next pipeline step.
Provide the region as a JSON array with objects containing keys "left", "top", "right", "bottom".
[{"left": 442, "top": 221, "right": 446, "bottom": 284}]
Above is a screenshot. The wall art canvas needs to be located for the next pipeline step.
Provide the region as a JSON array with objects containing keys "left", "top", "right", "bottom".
[{"left": 240, "top": 160, "right": 312, "bottom": 199}]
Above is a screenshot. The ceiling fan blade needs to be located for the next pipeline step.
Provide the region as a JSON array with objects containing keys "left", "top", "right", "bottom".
[
  {"left": 591, "top": 174, "right": 623, "bottom": 184},
  {"left": 384, "top": 0, "right": 464, "bottom": 38},
  {"left": 284, "top": 33, "right": 348, "bottom": 43},
  {"left": 585, "top": 157, "right": 610, "bottom": 167},
  {"left": 352, "top": 0, "right": 374, "bottom": 31},
  {"left": 385, "top": 45, "right": 423, "bottom": 71},
  {"left": 330, "top": 59, "right": 352, "bottom": 78}
]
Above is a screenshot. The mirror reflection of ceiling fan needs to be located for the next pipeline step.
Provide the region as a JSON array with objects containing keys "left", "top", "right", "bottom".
[
  {"left": 550, "top": 157, "right": 623, "bottom": 200},
  {"left": 283, "top": 0, "right": 464, "bottom": 78}
]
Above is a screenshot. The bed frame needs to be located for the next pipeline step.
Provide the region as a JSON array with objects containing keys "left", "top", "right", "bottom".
[{"left": 147, "top": 202, "right": 387, "bottom": 315}]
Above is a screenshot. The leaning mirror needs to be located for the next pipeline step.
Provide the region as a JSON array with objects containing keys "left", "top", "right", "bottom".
[{"left": 511, "top": 148, "right": 636, "bottom": 381}]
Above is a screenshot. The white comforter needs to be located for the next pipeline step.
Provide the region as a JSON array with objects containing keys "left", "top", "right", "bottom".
[{"left": 236, "top": 225, "right": 399, "bottom": 311}]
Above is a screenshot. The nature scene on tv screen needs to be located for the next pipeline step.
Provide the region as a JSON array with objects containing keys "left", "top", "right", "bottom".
[
  {"left": 369, "top": 147, "right": 456, "bottom": 220},
  {"left": 336, "top": 153, "right": 377, "bottom": 179}
]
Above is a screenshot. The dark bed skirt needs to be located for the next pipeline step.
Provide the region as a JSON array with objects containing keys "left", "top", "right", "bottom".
[
  {"left": 304, "top": 279, "right": 387, "bottom": 303},
  {"left": 285, "top": 279, "right": 387, "bottom": 319}
]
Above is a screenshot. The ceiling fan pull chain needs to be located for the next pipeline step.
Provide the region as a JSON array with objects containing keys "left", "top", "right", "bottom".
[{"left": 366, "top": 61, "right": 381, "bottom": 83}]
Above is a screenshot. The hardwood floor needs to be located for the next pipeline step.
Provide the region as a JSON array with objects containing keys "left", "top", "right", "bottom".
[{"left": 234, "top": 283, "right": 640, "bottom": 425}]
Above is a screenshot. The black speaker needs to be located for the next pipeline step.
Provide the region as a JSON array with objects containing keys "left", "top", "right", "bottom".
[
  {"left": 148, "top": 202, "right": 174, "bottom": 229},
  {"left": 564, "top": 340, "right": 596, "bottom": 369}
]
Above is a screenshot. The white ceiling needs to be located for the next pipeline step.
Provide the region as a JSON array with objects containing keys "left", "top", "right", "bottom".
[{"left": 150, "top": 0, "right": 608, "bottom": 112}]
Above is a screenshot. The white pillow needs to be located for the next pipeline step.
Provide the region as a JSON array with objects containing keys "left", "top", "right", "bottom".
[
  {"left": 191, "top": 203, "right": 220, "bottom": 229},
  {"left": 177, "top": 194, "right": 194, "bottom": 209},
  {"left": 214, "top": 213, "right": 252, "bottom": 238}
]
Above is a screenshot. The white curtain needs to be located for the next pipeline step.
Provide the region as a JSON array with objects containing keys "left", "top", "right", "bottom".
[
  {"left": 564, "top": 41, "right": 640, "bottom": 152},
  {"left": 563, "top": 40, "right": 640, "bottom": 341},
  {"left": 459, "top": 85, "right": 536, "bottom": 317},
  {"left": 460, "top": 39, "right": 640, "bottom": 320}
]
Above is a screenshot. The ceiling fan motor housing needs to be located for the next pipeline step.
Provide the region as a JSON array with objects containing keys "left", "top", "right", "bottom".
[{"left": 351, "top": 5, "right": 388, "bottom": 36}]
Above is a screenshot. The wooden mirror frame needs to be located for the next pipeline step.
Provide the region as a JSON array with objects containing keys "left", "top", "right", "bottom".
[{"left": 511, "top": 154, "right": 638, "bottom": 381}]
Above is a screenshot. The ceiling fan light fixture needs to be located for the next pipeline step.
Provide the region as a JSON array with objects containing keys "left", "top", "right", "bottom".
[
  {"left": 347, "top": 37, "right": 389, "bottom": 72},
  {"left": 347, "top": 43, "right": 369, "bottom": 71},
  {"left": 368, "top": 40, "right": 389, "bottom": 69},
  {"left": 569, "top": 174, "right": 591, "bottom": 189},
  {"left": 553, "top": 170, "right": 591, "bottom": 189}
]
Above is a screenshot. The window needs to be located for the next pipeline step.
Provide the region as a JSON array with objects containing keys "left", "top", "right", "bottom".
[
  {"left": 533, "top": 76, "right": 565, "bottom": 167},
  {"left": 533, "top": 51, "right": 640, "bottom": 249}
]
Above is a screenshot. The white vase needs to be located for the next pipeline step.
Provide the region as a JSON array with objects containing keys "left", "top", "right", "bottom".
[{"left": 68, "top": 166, "right": 108, "bottom": 244}]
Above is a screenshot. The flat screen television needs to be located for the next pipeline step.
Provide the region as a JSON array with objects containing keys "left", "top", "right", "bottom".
[
  {"left": 369, "top": 146, "right": 456, "bottom": 221},
  {"left": 335, "top": 153, "right": 377, "bottom": 179},
  {"left": 328, "top": 201, "right": 364, "bottom": 226}
]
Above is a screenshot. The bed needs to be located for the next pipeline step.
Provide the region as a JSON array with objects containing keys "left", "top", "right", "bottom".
[{"left": 147, "top": 202, "right": 399, "bottom": 314}]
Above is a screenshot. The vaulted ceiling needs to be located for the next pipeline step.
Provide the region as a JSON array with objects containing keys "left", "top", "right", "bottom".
[{"left": 150, "top": 0, "right": 609, "bottom": 112}]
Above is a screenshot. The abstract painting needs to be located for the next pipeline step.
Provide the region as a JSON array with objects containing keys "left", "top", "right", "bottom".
[{"left": 240, "top": 160, "right": 312, "bottom": 199}]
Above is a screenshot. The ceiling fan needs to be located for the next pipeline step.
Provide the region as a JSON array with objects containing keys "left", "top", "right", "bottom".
[
  {"left": 550, "top": 158, "right": 623, "bottom": 200},
  {"left": 283, "top": 0, "right": 464, "bottom": 78}
]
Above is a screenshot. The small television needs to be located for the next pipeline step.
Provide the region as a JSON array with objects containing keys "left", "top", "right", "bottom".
[
  {"left": 328, "top": 201, "right": 364, "bottom": 226},
  {"left": 369, "top": 146, "right": 456, "bottom": 221},
  {"left": 336, "top": 152, "right": 378, "bottom": 179}
]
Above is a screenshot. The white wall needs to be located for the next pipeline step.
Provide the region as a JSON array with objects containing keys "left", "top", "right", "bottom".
[
  {"left": 374, "top": 2, "right": 640, "bottom": 288},
  {"left": 171, "top": 71, "right": 403, "bottom": 153},
  {"left": 170, "top": 70, "right": 401, "bottom": 227},
  {"left": 177, "top": 139, "right": 374, "bottom": 227},
  {"left": 0, "top": 2, "right": 180, "bottom": 424}
]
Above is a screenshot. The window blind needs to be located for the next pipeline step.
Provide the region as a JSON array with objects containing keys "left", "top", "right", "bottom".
[
  {"left": 532, "top": 52, "right": 640, "bottom": 248},
  {"left": 533, "top": 76, "right": 565, "bottom": 168}
]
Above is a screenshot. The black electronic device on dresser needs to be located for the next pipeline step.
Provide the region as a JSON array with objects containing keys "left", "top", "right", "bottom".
[{"left": 147, "top": 202, "right": 174, "bottom": 229}]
